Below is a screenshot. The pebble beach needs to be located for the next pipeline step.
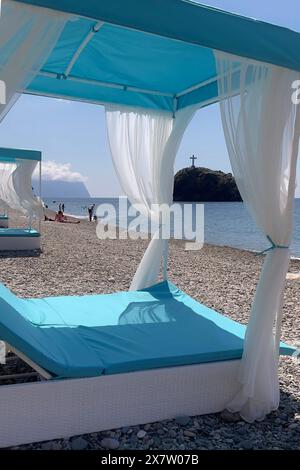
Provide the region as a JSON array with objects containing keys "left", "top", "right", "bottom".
[{"left": 0, "top": 214, "right": 299, "bottom": 450}]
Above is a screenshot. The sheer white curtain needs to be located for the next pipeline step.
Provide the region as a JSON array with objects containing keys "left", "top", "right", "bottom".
[
  {"left": 0, "top": 0, "right": 68, "bottom": 121},
  {"left": 0, "top": 158, "right": 42, "bottom": 218},
  {"left": 215, "top": 51, "right": 300, "bottom": 422},
  {"left": 0, "top": 161, "right": 15, "bottom": 214},
  {"left": 105, "top": 105, "right": 194, "bottom": 290}
]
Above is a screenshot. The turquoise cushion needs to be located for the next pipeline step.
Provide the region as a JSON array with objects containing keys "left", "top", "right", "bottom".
[
  {"left": 0, "top": 284, "right": 104, "bottom": 377},
  {"left": 0, "top": 229, "right": 40, "bottom": 237},
  {"left": 0, "top": 281, "right": 295, "bottom": 378}
]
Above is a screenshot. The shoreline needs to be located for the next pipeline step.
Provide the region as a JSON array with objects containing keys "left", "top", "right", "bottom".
[
  {"left": 10, "top": 209, "right": 300, "bottom": 260},
  {"left": 54, "top": 216, "right": 300, "bottom": 261}
]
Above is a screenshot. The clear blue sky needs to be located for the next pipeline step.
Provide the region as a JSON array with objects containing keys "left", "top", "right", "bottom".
[{"left": 0, "top": 0, "right": 299, "bottom": 197}]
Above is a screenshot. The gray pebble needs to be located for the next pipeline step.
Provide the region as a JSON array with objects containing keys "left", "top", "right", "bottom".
[
  {"left": 71, "top": 437, "right": 88, "bottom": 450},
  {"left": 237, "top": 427, "right": 247, "bottom": 435},
  {"left": 137, "top": 430, "right": 147, "bottom": 439},
  {"left": 121, "top": 426, "right": 130, "bottom": 434},
  {"left": 240, "top": 440, "right": 253, "bottom": 450},
  {"left": 175, "top": 415, "right": 190, "bottom": 426},
  {"left": 41, "top": 441, "right": 62, "bottom": 450},
  {"left": 220, "top": 409, "right": 241, "bottom": 423},
  {"left": 184, "top": 430, "right": 197, "bottom": 438},
  {"left": 100, "top": 437, "right": 119, "bottom": 450},
  {"left": 288, "top": 423, "right": 299, "bottom": 430},
  {"left": 153, "top": 437, "right": 161, "bottom": 448}
]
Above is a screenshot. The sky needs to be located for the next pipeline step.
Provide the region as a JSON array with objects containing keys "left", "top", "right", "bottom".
[{"left": 0, "top": 0, "right": 299, "bottom": 197}]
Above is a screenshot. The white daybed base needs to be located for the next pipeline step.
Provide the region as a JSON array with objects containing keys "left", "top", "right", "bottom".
[
  {"left": 0, "top": 235, "right": 40, "bottom": 251},
  {"left": 0, "top": 359, "right": 240, "bottom": 448}
]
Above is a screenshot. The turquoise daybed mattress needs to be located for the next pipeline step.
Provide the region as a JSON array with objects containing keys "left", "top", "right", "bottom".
[
  {"left": 0, "top": 281, "right": 295, "bottom": 379},
  {"left": 0, "top": 228, "right": 40, "bottom": 237}
]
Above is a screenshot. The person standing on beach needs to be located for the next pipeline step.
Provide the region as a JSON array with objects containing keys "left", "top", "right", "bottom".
[
  {"left": 91, "top": 203, "right": 96, "bottom": 221},
  {"left": 88, "top": 204, "right": 96, "bottom": 222},
  {"left": 59, "top": 203, "right": 62, "bottom": 212},
  {"left": 62, "top": 203, "right": 65, "bottom": 213},
  {"left": 88, "top": 205, "right": 93, "bottom": 222}
]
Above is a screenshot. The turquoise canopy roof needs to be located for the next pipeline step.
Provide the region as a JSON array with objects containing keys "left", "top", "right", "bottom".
[
  {"left": 16, "top": 0, "right": 300, "bottom": 111},
  {"left": 0, "top": 147, "right": 42, "bottom": 162}
]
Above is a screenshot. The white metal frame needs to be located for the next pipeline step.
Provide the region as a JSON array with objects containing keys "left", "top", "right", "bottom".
[
  {"left": 0, "top": 359, "right": 240, "bottom": 448},
  {"left": 64, "top": 21, "right": 104, "bottom": 77},
  {"left": 6, "top": 343, "right": 53, "bottom": 380},
  {"left": 38, "top": 70, "right": 175, "bottom": 98}
]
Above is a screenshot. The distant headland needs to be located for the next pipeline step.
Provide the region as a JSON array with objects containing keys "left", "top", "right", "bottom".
[{"left": 33, "top": 180, "right": 91, "bottom": 199}]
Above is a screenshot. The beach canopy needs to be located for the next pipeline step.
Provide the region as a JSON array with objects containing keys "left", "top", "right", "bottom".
[
  {"left": 0, "top": 0, "right": 300, "bottom": 424},
  {"left": 9, "top": 0, "right": 300, "bottom": 111}
]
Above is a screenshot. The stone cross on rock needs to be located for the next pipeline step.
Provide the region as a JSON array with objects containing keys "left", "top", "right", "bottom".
[{"left": 190, "top": 155, "right": 197, "bottom": 168}]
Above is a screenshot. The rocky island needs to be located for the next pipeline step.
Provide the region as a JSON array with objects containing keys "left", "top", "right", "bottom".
[{"left": 173, "top": 166, "right": 242, "bottom": 202}]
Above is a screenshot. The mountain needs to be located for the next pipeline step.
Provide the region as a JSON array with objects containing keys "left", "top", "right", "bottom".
[
  {"left": 173, "top": 166, "right": 242, "bottom": 202},
  {"left": 33, "top": 180, "right": 90, "bottom": 198}
]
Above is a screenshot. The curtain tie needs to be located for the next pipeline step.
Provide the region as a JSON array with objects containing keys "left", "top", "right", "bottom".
[{"left": 257, "top": 235, "right": 289, "bottom": 256}]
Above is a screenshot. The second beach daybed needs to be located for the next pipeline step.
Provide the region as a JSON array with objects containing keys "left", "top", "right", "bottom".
[
  {"left": 0, "top": 147, "right": 42, "bottom": 252},
  {"left": 0, "top": 228, "right": 40, "bottom": 251}
]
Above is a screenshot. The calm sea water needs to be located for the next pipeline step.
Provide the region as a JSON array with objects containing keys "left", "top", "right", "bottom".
[{"left": 44, "top": 197, "right": 300, "bottom": 258}]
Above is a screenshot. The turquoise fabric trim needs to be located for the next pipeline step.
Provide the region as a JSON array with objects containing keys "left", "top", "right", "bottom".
[
  {"left": 0, "top": 229, "right": 40, "bottom": 237},
  {"left": 0, "top": 216, "right": 8, "bottom": 220},
  {"left": 0, "top": 157, "right": 17, "bottom": 163},
  {"left": 0, "top": 281, "right": 295, "bottom": 378},
  {"left": 0, "top": 147, "right": 41, "bottom": 162},
  {"left": 257, "top": 235, "right": 289, "bottom": 256}
]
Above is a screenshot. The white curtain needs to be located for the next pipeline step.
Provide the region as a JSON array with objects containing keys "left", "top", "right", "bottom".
[
  {"left": 0, "top": 158, "right": 42, "bottom": 218},
  {"left": 105, "top": 105, "right": 194, "bottom": 290},
  {"left": 215, "top": 52, "right": 300, "bottom": 422},
  {"left": 0, "top": 0, "right": 68, "bottom": 121}
]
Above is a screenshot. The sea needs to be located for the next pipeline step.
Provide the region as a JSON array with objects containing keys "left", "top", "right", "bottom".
[{"left": 44, "top": 197, "right": 300, "bottom": 258}]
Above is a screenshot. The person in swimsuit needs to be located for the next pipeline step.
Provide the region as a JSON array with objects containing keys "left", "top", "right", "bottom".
[{"left": 55, "top": 211, "right": 80, "bottom": 224}]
